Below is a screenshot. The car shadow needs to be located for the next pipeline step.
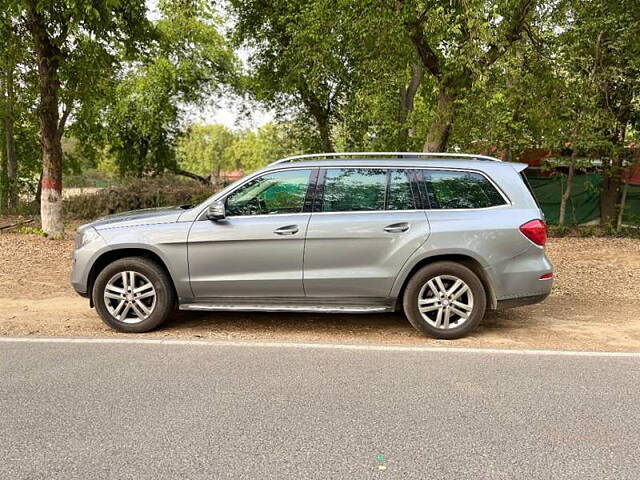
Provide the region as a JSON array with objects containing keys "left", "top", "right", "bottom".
[{"left": 158, "top": 307, "right": 533, "bottom": 342}]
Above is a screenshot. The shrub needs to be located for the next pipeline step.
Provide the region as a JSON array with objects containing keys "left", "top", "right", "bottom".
[
  {"left": 547, "top": 224, "right": 568, "bottom": 237},
  {"left": 64, "top": 175, "right": 216, "bottom": 219}
]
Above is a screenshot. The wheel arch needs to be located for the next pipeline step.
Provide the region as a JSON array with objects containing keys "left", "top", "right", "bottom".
[
  {"left": 393, "top": 253, "right": 497, "bottom": 311},
  {"left": 87, "top": 248, "right": 177, "bottom": 307}
]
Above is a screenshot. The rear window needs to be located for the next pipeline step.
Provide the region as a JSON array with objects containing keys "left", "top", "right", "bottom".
[
  {"left": 519, "top": 171, "right": 540, "bottom": 207},
  {"left": 423, "top": 170, "right": 507, "bottom": 209}
]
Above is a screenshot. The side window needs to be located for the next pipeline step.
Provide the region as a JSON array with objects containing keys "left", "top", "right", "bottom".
[
  {"left": 387, "top": 169, "right": 416, "bottom": 210},
  {"left": 225, "top": 169, "right": 312, "bottom": 216},
  {"left": 321, "top": 168, "right": 386, "bottom": 212},
  {"left": 424, "top": 170, "right": 506, "bottom": 209}
]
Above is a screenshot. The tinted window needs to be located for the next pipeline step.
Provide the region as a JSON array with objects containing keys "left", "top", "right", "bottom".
[
  {"left": 424, "top": 170, "right": 506, "bottom": 209},
  {"left": 519, "top": 171, "right": 540, "bottom": 207},
  {"left": 226, "top": 169, "right": 311, "bottom": 216},
  {"left": 387, "top": 169, "right": 416, "bottom": 210},
  {"left": 321, "top": 168, "right": 386, "bottom": 212}
]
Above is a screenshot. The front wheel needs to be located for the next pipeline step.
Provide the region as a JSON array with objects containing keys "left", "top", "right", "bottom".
[
  {"left": 403, "top": 261, "right": 486, "bottom": 339},
  {"left": 93, "top": 257, "right": 176, "bottom": 333}
]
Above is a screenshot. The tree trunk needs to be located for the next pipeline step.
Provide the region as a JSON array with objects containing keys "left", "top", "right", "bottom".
[
  {"left": 558, "top": 161, "right": 575, "bottom": 226},
  {"left": 558, "top": 139, "right": 578, "bottom": 226},
  {"left": 4, "top": 66, "right": 17, "bottom": 209},
  {"left": 0, "top": 104, "right": 6, "bottom": 212},
  {"left": 600, "top": 120, "right": 626, "bottom": 225},
  {"left": 398, "top": 63, "right": 422, "bottom": 148},
  {"left": 616, "top": 178, "right": 629, "bottom": 231},
  {"left": 26, "top": 3, "right": 64, "bottom": 236},
  {"left": 35, "top": 167, "right": 43, "bottom": 205},
  {"left": 600, "top": 160, "right": 621, "bottom": 225},
  {"left": 316, "top": 115, "right": 333, "bottom": 153},
  {"left": 299, "top": 86, "right": 334, "bottom": 153},
  {"left": 423, "top": 84, "right": 456, "bottom": 152}
]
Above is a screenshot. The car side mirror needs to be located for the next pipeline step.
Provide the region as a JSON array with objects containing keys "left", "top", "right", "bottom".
[{"left": 207, "top": 201, "right": 226, "bottom": 221}]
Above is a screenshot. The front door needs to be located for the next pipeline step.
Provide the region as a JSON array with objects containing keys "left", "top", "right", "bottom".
[
  {"left": 188, "top": 168, "right": 315, "bottom": 298},
  {"left": 303, "top": 168, "right": 430, "bottom": 298}
]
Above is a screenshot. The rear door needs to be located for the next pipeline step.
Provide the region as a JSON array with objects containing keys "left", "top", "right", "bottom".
[{"left": 303, "top": 167, "right": 430, "bottom": 298}]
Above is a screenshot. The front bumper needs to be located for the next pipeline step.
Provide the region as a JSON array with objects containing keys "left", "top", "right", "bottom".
[{"left": 70, "top": 235, "right": 107, "bottom": 298}]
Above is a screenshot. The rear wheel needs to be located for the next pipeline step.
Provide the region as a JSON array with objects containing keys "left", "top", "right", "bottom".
[
  {"left": 93, "top": 257, "right": 176, "bottom": 333},
  {"left": 403, "top": 261, "right": 486, "bottom": 339}
]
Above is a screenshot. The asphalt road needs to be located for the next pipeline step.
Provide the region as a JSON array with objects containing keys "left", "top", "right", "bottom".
[{"left": 1, "top": 338, "right": 639, "bottom": 479}]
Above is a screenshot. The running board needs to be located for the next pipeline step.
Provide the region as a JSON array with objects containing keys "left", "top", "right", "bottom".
[{"left": 179, "top": 303, "right": 392, "bottom": 314}]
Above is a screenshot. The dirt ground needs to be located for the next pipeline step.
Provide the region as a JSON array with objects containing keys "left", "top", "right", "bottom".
[{"left": 1, "top": 226, "right": 639, "bottom": 351}]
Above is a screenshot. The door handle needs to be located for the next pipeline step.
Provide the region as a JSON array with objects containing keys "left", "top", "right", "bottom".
[
  {"left": 274, "top": 225, "right": 299, "bottom": 235},
  {"left": 384, "top": 222, "right": 410, "bottom": 233}
]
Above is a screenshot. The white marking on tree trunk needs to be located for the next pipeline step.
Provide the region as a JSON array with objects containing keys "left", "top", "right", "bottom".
[{"left": 40, "top": 187, "right": 63, "bottom": 236}]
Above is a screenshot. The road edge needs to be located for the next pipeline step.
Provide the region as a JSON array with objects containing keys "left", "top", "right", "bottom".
[{"left": 1, "top": 335, "right": 640, "bottom": 357}]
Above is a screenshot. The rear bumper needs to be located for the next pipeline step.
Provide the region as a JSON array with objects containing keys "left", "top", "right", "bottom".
[{"left": 496, "top": 291, "right": 550, "bottom": 310}]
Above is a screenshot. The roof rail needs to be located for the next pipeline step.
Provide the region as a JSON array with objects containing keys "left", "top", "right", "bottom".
[{"left": 268, "top": 151, "right": 501, "bottom": 166}]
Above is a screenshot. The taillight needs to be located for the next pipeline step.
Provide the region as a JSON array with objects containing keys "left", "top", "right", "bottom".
[{"left": 520, "top": 219, "right": 547, "bottom": 246}]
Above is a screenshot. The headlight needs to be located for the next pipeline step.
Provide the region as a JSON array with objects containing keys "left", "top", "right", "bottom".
[{"left": 75, "top": 227, "right": 101, "bottom": 249}]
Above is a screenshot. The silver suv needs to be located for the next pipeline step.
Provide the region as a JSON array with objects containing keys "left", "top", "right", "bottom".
[{"left": 71, "top": 152, "right": 553, "bottom": 339}]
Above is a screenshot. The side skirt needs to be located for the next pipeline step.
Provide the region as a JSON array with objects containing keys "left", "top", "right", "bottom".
[{"left": 178, "top": 297, "right": 395, "bottom": 314}]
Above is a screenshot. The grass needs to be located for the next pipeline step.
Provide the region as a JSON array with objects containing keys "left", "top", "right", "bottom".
[{"left": 548, "top": 223, "right": 640, "bottom": 238}]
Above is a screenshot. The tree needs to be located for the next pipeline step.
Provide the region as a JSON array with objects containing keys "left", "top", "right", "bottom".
[
  {"left": 0, "top": 13, "right": 24, "bottom": 209},
  {"left": 229, "top": 0, "right": 370, "bottom": 152},
  {"left": 1, "top": 8, "right": 42, "bottom": 212},
  {"left": 5, "top": 0, "right": 153, "bottom": 235},
  {"left": 177, "top": 124, "right": 235, "bottom": 184},
  {"left": 394, "top": 0, "right": 537, "bottom": 152},
  {"left": 104, "top": 0, "right": 236, "bottom": 180},
  {"left": 563, "top": 0, "right": 640, "bottom": 224},
  {"left": 227, "top": 123, "right": 301, "bottom": 172}
]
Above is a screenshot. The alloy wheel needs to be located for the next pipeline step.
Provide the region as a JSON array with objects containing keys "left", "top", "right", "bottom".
[
  {"left": 417, "top": 275, "right": 474, "bottom": 330},
  {"left": 104, "top": 271, "right": 157, "bottom": 324}
]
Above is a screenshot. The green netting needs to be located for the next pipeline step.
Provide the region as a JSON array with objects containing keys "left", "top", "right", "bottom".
[
  {"left": 527, "top": 174, "right": 640, "bottom": 225},
  {"left": 622, "top": 184, "right": 640, "bottom": 226}
]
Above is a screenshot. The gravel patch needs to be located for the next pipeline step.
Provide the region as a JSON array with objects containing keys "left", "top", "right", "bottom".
[{"left": 1, "top": 228, "right": 639, "bottom": 351}]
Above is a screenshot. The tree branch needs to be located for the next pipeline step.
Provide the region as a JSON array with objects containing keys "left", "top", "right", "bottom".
[
  {"left": 408, "top": 25, "right": 441, "bottom": 78},
  {"left": 58, "top": 98, "right": 73, "bottom": 138},
  {"left": 482, "top": 0, "right": 536, "bottom": 67},
  {"left": 175, "top": 168, "right": 211, "bottom": 185},
  {"left": 396, "top": 0, "right": 441, "bottom": 78},
  {"left": 404, "top": 63, "right": 423, "bottom": 112}
]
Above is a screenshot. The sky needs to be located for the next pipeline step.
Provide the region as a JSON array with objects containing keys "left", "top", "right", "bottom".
[{"left": 185, "top": 94, "right": 275, "bottom": 130}]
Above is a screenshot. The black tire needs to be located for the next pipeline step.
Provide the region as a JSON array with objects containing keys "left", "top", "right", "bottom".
[
  {"left": 402, "top": 261, "right": 486, "bottom": 339},
  {"left": 93, "top": 256, "right": 176, "bottom": 333}
]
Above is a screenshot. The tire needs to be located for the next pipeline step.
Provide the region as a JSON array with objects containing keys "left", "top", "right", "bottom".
[
  {"left": 402, "top": 261, "right": 486, "bottom": 339},
  {"left": 93, "top": 256, "right": 176, "bottom": 333}
]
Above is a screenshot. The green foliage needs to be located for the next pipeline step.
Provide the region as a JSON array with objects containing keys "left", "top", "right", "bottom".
[
  {"left": 3, "top": 0, "right": 640, "bottom": 227},
  {"left": 177, "top": 122, "right": 301, "bottom": 177},
  {"left": 547, "top": 224, "right": 640, "bottom": 238},
  {"left": 227, "top": 123, "right": 302, "bottom": 172},
  {"left": 0, "top": 9, "right": 41, "bottom": 210},
  {"left": 63, "top": 176, "right": 215, "bottom": 219},
  {"left": 228, "top": 0, "right": 412, "bottom": 151},
  {"left": 547, "top": 224, "right": 568, "bottom": 237},
  {"left": 177, "top": 124, "right": 235, "bottom": 178},
  {"left": 103, "top": 0, "right": 237, "bottom": 177},
  {"left": 19, "top": 225, "right": 46, "bottom": 236}
]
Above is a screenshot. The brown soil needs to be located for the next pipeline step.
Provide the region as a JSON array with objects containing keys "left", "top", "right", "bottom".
[{"left": 1, "top": 227, "right": 639, "bottom": 351}]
